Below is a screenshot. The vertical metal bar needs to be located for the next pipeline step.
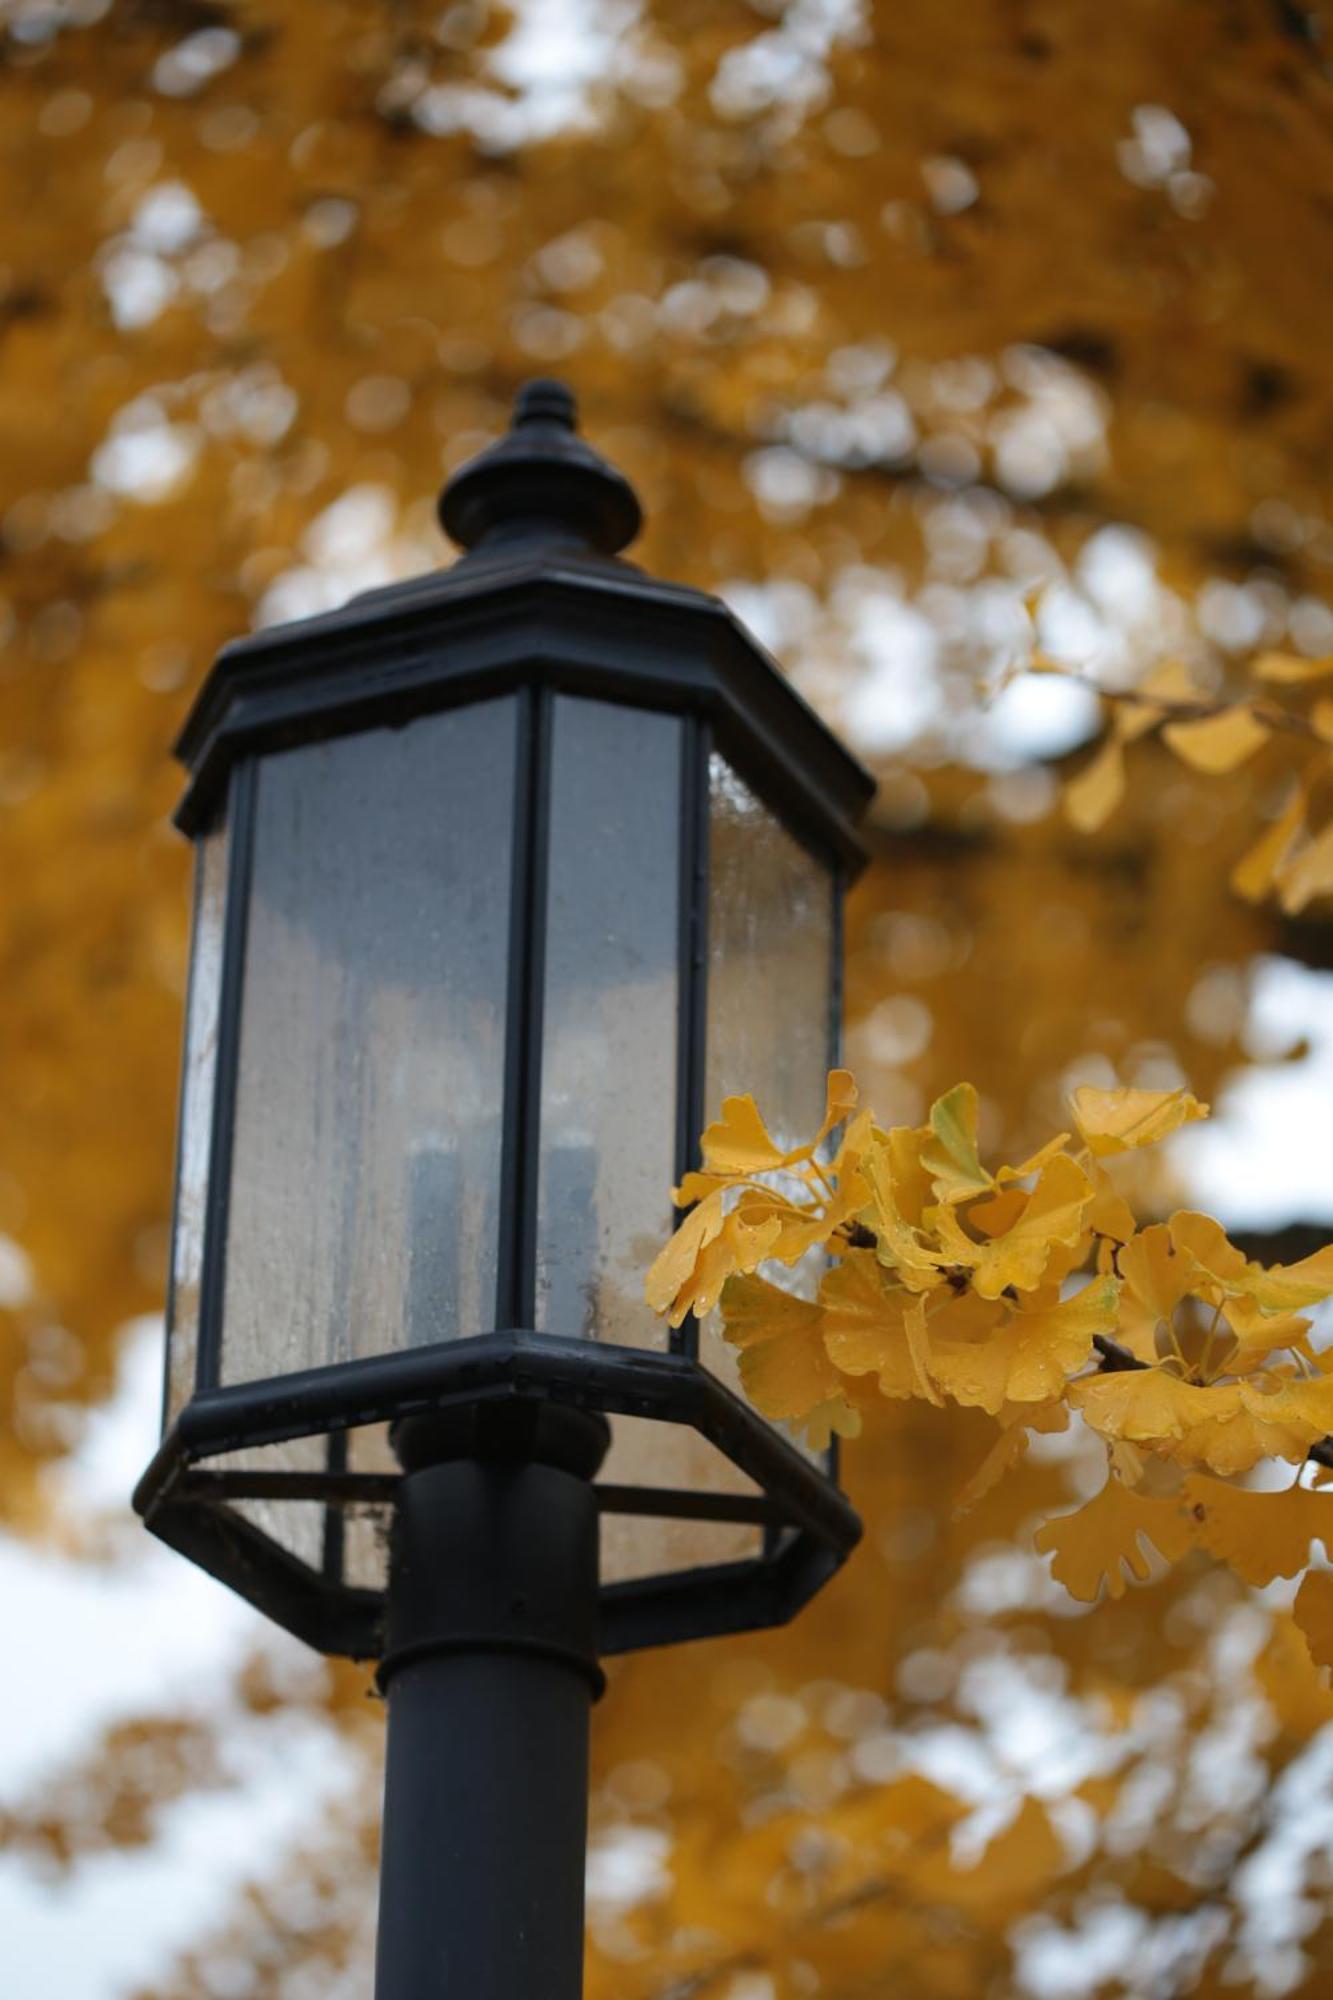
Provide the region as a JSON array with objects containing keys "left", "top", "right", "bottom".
[
  {"left": 671, "top": 716, "right": 710, "bottom": 1362},
  {"left": 321, "top": 1430, "right": 347, "bottom": 1584},
  {"left": 159, "top": 829, "right": 209, "bottom": 1433},
  {"left": 825, "top": 858, "right": 847, "bottom": 1489},
  {"left": 495, "top": 687, "right": 553, "bottom": 1332},
  {"left": 195, "top": 758, "right": 259, "bottom": 1394},
  {"left": 829, "top": 856, "right": 846, "bottom": 1071}
]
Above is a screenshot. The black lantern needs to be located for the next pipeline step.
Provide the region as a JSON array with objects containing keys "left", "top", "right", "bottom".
[
  {"left": 135, "top": 382, "right": 876, "bottom": 1998},
  {"left": 136, "top": 380, "right": 872, "bottom": 1660}
]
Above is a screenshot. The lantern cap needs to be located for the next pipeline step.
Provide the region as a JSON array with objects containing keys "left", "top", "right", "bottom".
[{"left": 439, "top": 379, "right": 643, "bottom": 559}]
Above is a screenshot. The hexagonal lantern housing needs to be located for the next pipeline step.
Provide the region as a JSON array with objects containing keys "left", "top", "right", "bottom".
[{"left": 135, "top": 381, "right": 875, "bottom": 1658}]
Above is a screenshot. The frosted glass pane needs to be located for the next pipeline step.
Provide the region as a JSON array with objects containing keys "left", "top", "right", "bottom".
[
  {"left": 347, "top": 1420, "right": 397, "bottom": 1474},
  {"left": 599, "top": 1412, "right": 760, "bottom": 1492},
  {"left": 166, "top": 821, "right": 229, "bottom": 1423},
  {"left": 706, "top": 753, "right": 834, "bottom": 1142},
  {"left": 342, "top": 1425, "right": 397, "bottom": 1588},
  {"left": 601, "top": 1516, "right": 763, "bottom": 1585},
  {"left": 221, "top": 699, "right": 516, "bottom": 1384},
  {"left": 233, "top": 1500, "right": 326, "bottom": 1571},
  {"left": 536, "top": 698, "right": 681, "bottom": 1348},
  {"left": 344, "top": 1505, "right": 392, "bottom": 1591},
  {"left": 212, "top": 1435, "right": 328, "bottom": 1569},
  {"left": 702, "top": 757, "right": 836, "bottom": 1431},
  {"left": 599, "top": 1415, "right": 762, "bottom": 1582}
]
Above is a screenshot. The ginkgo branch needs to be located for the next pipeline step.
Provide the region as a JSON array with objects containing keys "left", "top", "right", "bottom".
[{"left": 648, "top": 1073, "right": 1333, "bottom": 1651}]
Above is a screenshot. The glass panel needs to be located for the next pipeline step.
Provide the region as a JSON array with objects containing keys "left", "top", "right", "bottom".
[
  {"left": 601, "top": 1522, "right": 763, "bottom": 1592},
  {"left": 599, "top": 1412, "right": 761, "bottom": 1491},
  {"left": 706, "top": 752, "right": 834, "bottom": 1145},
  {"left": 344, "top": 1503, "right": 392, "bottom": 1591},
  {"left": 210, "top": 1435, "right": 329, "bottom": 1569},
  {"left": 601, "top": 1515, "right": 763, "bottom": 1585},
  {"left": 598, "top": 1419, "right": 763, "bottom": 1582},
  {"left": 342, "top": 1425, "right": 397, "bottom": 1590},
  {"left": 536, "top": 697, "right": 681, "bottom": 1348},
  {"left": 347, "top": 1420, "right": 398, "bottom": 1475},
  {"left": 231, "top": 1499, "right": 326, "bottom": 1571},
  {"left": 221, "top": 699, "right": 517, "bottom": 1384},
  {"left": 702, "top": 756, "right": 836, "bottom": 1442},
  {"left": 166, "top": 820, "right": 229, "bottom": 1423}
]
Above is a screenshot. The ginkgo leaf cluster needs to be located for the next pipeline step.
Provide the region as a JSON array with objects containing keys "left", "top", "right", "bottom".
[
  {"left": 647, "top": 1072, "right": 1333, "bottom": 1671},
  {"left": 1044, "top": 651, "right": 1333, "bottom": 912}
]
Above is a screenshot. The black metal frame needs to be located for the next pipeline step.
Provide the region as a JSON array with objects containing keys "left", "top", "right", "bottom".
[
  {"left": 196, "top": 760, "right": 255, "bottom": 1395},
  {"left": 138, "top": 389, "right": 876, "bottom": 1661},
  {"left": 172, "top": 569, "right": 868, "bottom": 867},
  {"left": 134, "top": 1329, "right": 861, "bottom": 1656}
]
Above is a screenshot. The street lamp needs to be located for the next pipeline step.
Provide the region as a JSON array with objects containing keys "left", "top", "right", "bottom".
[{"left": 135, "top": 380, "right": 874, "bottom": 1998}]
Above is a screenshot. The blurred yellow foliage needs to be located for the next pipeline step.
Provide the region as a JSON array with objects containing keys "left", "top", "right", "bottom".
[{"left": 4, "top": 0, "right": 1333, "bottom": 1992}]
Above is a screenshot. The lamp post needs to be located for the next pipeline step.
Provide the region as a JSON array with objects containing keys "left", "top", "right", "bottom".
[{"left": 135, "top": 380, "right": 875, "bottom": 1998}]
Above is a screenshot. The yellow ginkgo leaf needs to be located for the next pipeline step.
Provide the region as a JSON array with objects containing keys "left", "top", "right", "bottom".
[
  {"left": 931, "top": 1153, "right": 1094, "bottom": 1299},
  {"left": 724, "top": 1273, "right": 843, "bottom": 1422},
  {"left": 646, "top": 1191, "right": 788, "bottom": 1327},
  {"left": 996, "top": 1132, "right": 1073, "bottom": 1184},
  {"left": 1165, "top": 1209, "right": 1250, "bottom": 1291},
  {"left": 1065, "top": 736, "right": 1124, "bottom": 833},
  {"left": 968, "top": 1186, "right": 1028, "bottom": 1239},
  {"left": 819, "top": 1252, "right": 928, "bottom": 1399},
  {"left": 881, "top": 1122, "right": 934, "bottom": 1226},
  {"left": 861, "top": 1135, "right": 953, "bottom": 1293},
  {"left": 1170, "top": 1210, "right": 1333, "bottom": 1315},
  {"left": 1076, "top": 1368, "right": 1333, "bottom": 1475},
  {"left": 1086, "top": 1162, "right": 1138, "bottom": 1244},
  {"left": 1072, "top": 1368, "right": 1221, "bottom": 1448},
  {"left": 1070, "top": 1084, "right": 1209, "bottom": 1157},
  {"left": 1135, "top": 657, "right": 1202, "bottom": 710},
  {"left": 930, "top": 1276, "right": 1119, "bottom": 1415},
  {"left": 920, "top": 1082, "right": 993, "bottom": 1204},
  {"left": 699, "top": 1068, "right": 857, "bottom": 1179},
  {"left": 955, "top": 1400, "right": 1069, "bottom": 1512},
  {"left": 1117, "top": 1223, "right": 1195, "bottom": 1354},
  {"left": 956, "top": 1424, "right": 1031, "bottom": 1512},
  {"left": 1223, "top": 1296, "right": 1315, "bottom": 1371},
  {"left": 1034, "top": 1478, "right": 1195, "bottom": 1601},
  {"left": 747, "top": 1194, "right": 841, "bottom": 1272},
  {"left": 1244, "top": 1244, "right": 1333, "bottom": 1319},
  {"left": 722, "top": 1270, "right": 821, "bottom": 1351},
  {"left": 1183, "top": 1475, "right": 1333, "bottom": 1586},
  {"left": 800, "top": 1395, "right": 863, "bottom": 1451},
  {"left": 686, "top": 1210, "right": 787, "bottom": 1326},
  {"left": 817, "top": 1067, "right": 860, "bottom": 1141},
  {"left": 1294, "top": 1568, "right": 1333, "bottom": 1671},
  {"left": 1218, "top": 1375, "right": 1333, "bottom": 1471},
  {"left": 1232, "top": 779, "right": 1307, "bottom": 902},
  {"left": 698, "top": 1093, "right": 794, "bottom": 1176},
  {"left": 1162, "top": 703, "right": 1270, "bottom": 774},
  {"left": 1279, "top": 819, "right": 1333, "bottom": 915},
  {"left": 1255, "top": 1616, "right": 1333, "bottom": 1733},
  {"left": 1254, "top": 650, "right": 1333, "bottom": 685},
  {"left": 645, "top": 1188, "right": 727, "bottom": 1318},
  {"left": 902, "top": 1291, "right": 941, "bottom": 1405}
]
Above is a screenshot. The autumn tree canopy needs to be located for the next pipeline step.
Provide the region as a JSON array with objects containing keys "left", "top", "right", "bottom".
[{"left": 3, "top": 1, "right": 1333, "bottom": 1994}]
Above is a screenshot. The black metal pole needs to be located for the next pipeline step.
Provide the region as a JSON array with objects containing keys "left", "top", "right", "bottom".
[{"left": 374, "top": 1404, "right": 608, "bottom": 2000}]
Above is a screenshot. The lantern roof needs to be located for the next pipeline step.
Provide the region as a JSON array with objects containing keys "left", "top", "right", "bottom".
[{"left": 173, "top": 381, "right": 875, "bottom": 861}]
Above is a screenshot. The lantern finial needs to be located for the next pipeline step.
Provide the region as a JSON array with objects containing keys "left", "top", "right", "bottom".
[
  {"left": 438, "top": 377, "right": 643, "bottom": 559},
  {"left": 511, "top": 377, "right": 578, "bottom": 428}
]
